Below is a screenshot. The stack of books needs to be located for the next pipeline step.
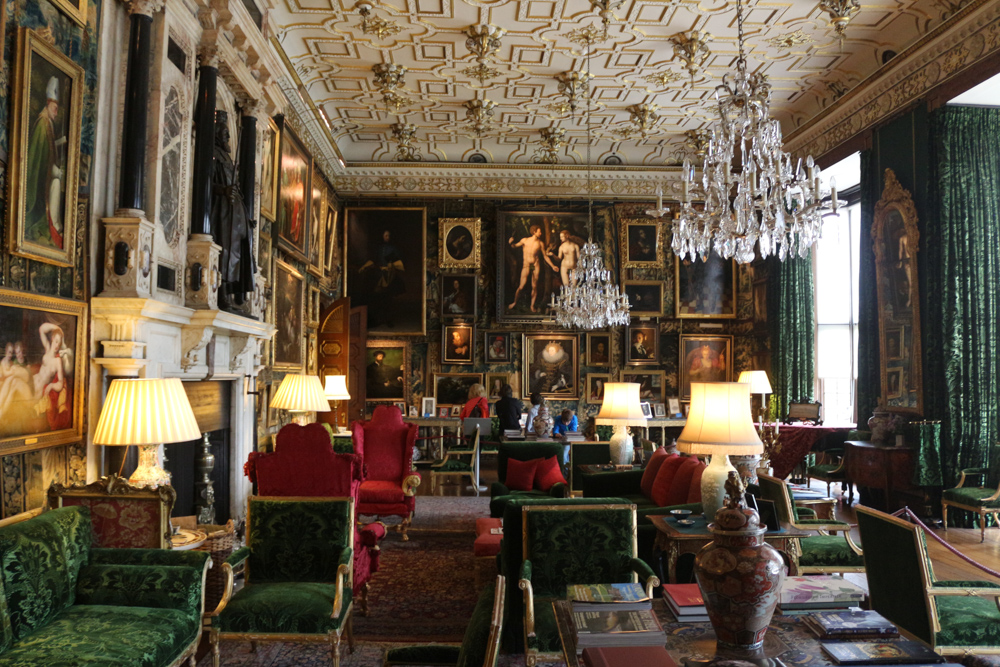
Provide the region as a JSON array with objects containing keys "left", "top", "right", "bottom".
[
  {"left": 661, "top": 584, "right": 709, "bottom": 622},
  {"left": 568, "top": 583, "right": 651, "bottom": 611},
  {"left": 821, "top": 640, "right": 948, "bottom": 665},
  {"left": 581, "top": 646, "right": 678, "bottom": 667},
  {"left": 561, "top": 432, "right": 584, "bottom": 442},
  {"left": 568, "top": 583, "right": 664, "bottom": 651},
  {"left": 804, "top": 610, "right": 898, "bottom": 640},
  {"left": 503, "top": 429, "right": 525, "bottom": 440},
  {"left": 778, "top": 575, "right": 866, "bottom": 614}
]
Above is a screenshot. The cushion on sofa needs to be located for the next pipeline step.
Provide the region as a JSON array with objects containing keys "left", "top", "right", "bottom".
[
  {"left": 665, "top": 457, "right": 705, "bottom": 506},
  {"left": 640, "top": 450, "right": 673, "bottom": 499},
  {"left": 535, "top": 457, "right": 566, "bottom": 492},
  {"left": 650, "top": 455, "right": 686, "bottom": 507},
  {"left": 217, "top": 582, "right": 352, "bottom": 634},
  {"left": 506, "top": 458, "right": 539, "bottom": 491},
  {"left": 75, "top": 564, "right": 203, "bottom": 617},
  {"left": 686, "top": 465, "right": 704, "bottom": 503}
]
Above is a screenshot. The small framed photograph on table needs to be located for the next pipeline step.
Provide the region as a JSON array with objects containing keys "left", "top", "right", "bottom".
[
  {"left": 438, "top": 406, "right": 450, "bottom": 418},
  {"left": 640, "top": 402, "right": 653, "bottom": 419},
  {"left": 408, "top": 406, "right": 419, "bottom": 417},
  {"left": 653, "top": 403, "right": 666, "bottom": 418},
  {"left": 422, "top": 396, "right": 436, "bottom": 417}
]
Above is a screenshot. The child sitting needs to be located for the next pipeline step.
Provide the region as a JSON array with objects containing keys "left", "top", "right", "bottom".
[{"left": 552, "top": 408, "right": 578, "bottom": 436}]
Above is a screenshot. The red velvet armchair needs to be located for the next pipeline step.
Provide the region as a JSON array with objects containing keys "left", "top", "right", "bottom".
[
  {"left": 351, "top": 405, "right": 422, "bottom": 540},
  {"left": 245, "top": 423, "right": 385, "bottom": 614}
]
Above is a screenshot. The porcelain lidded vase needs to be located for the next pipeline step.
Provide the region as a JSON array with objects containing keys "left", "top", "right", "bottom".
[
  {"left": 532, "top": 403, "right": 554, "bottom": 438},
  {"left": 694, "top": 472, "right": 785, "bottom": 651}
]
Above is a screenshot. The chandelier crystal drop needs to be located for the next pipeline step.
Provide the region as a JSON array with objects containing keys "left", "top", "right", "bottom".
[{"left": 674, "top": 0, "right": 841, "bottom": 264}]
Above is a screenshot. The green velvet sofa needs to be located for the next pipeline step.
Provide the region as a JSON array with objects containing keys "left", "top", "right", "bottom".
[
  {"left": 489, "top": 442, "right": 569, "bottom": 518},
  {"left": 0, "top": 505, "right": 211, "bottom": 667}
]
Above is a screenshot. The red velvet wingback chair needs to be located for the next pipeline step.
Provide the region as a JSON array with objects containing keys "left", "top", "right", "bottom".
[
  {"left": 244, "top": 423, "right": 385, "bottom": 614},
  {"left": 351, "top": 405, "right": 422, "bottom": 540}
]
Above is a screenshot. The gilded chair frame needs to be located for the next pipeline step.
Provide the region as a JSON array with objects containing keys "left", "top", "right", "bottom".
[
  {"left": 941, "top": 467, "right": 1000, "bottom": 543},
  {"left": 856, "top": 505, "right": 1000, "bottom": 656},
  {"left": 806, "top": 449, "right": 853, "bottom": 502},
  {"left": 758, "top": 474, "right": 864, "bottom": 574},
  {"left": 207, "top": 496, "right": 356, "bottom": 667},
  {"left": 518, "top": 503, "right": 657, "bottom": 667},
  {"left": 430, "top": 424, "right": 482, "bottom": 495}
]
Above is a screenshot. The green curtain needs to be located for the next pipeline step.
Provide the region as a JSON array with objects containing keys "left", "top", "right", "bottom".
[
  {"left": 855, "top": 150, "right": 882, "bottom": 426},
  {"left": 926, "top": 106, "right": 1000, "bottom": 487},
  {"left": 767, "top": 254, "right": 815, "bottom": 418}
]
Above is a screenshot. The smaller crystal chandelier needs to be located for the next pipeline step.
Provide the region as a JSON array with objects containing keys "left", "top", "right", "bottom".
[
  {"left": 588, "top": 0, "right": 624, "bottom": 37},
  {"left": 819, "top": 0, "right": 860, "bottom": 47},
  {"left": 556, "top": 71, "right": 591, "bottom": 113},
  {"left": 354, "top": 2, "right": 403, "bottom": 39},
  {"left": 670, "top": 30, "right": 712, "bottom": 83},
  {"left": 534, "top": 126, "right": 566, "bottom": 164},
  {"left": 464, "top": 99, "right": 497, "bottom": 137},
  {"left": 391, "top": 123, "right": 421, "bottom": 162}
]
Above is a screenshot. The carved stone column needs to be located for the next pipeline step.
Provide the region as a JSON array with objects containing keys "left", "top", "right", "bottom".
[
  {"left": 190, "top": 48, "right": 218, "bottom": 237},
  {"left": 100, "top": 215, "right": 154, "bottom": 298}
]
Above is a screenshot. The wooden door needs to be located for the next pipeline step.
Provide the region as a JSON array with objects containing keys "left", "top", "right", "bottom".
[
  {"left": 317, "top": 297, "right": 351, "bottom": 430},
  {"left": 348, "top": 305, "right": 367, "bottom": 424}
]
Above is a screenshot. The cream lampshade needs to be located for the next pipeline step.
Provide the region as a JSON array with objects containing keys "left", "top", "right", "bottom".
[
  {"left": 738, "top": 369, "right": 772, "bottom": 427},
  {"left": 324, "top": 375, "right": 351, "bottom": 433},
  {"left": 271, "top": 374, "right": 331, "bottom": 426},
  {"left": 677, "top": 382, "right": 763, "bottom": 519},
  {"left": 595, "top": 383, "right": 648, "bottom": 465},
  {"left": 93, "top": 378, "right": 202, "bottom": 488}
]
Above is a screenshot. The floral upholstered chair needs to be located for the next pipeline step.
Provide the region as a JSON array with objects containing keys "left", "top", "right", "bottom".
[
  {"left": 351, "top": 405, "right": 421, "bottom": 540},
  {"left": 46, "top": 474, "right": 175, "bottom": 549},
  {"left": 857, "top": 505, "right": 1000, "bottom": 655},
  {"left": 208, "top": 496, "right": 357, "bottom": 667}
]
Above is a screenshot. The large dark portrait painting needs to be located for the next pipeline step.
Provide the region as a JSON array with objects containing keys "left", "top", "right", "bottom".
[
  {"left": 499, "top": 211, "right": 589, "bottom": 322},
  {"left": 345, "top": 208, "right": 426, "bottom": 336},
  {"left": 675, "top": 251, "right": 737, "bottom": 318},
  {"left": 274, "top": 260, "right": 304, "bottom": 371},
  {"left": 0, "top": 289, "right": 87, "bottom": 455},
  {"left": 522, "top": 334, "right": 579, "bottom": 399},
  {"left": 678, "top": 335, "right": 732, "bottom": 400},
  {"left": 435, "top": 373, "right": 484, "bottom": 407},
  {"left": 365, "top": 340, "right": 408, "bottom": 402},
  {"left": 276, "top": 128, "right": 311, "bottom": 263}
]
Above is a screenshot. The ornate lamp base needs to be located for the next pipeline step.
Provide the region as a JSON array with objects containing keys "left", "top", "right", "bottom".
[
  {"left": 701, "top": 453, "right": 738, "bottom": 519},
  {"left": 129, "top": 444, "right": 171, "bottom": 488},
  {"left": 609, "top": 425, "right": 633, "bottom": 465}
]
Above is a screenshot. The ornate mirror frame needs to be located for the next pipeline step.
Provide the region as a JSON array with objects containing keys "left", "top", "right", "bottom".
[{"left": 872, "top": 168, "right": 923, "bottom": 415}]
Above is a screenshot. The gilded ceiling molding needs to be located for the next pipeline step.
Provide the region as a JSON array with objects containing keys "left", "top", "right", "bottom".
[{"left": 784, "top": 0, "right": 1000, "bottom": 160}]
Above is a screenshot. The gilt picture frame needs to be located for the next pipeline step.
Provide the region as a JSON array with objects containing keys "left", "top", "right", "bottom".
[
  {"left": 623, "top": 280, "right": 664, "bottom": 318},
  {"left": 365, "top": 339, "right": 409, "bottom": 403},
  {"left": 273, "top": 259, "right": 305, "bottom": 371},
  {"left": 439, "top": 218, "right": 481, "bottom": 270},
  {"left": 485, "top": 331, "right": 512, "bottom": 363},
  {"left": 51, "top": 0, "right": 87, "bottom": 27},
  {"left": 440, "top": 274, "right": 477, "bottom": 320},
  {"left": 434, "top": 373, "right": 484, "bottom": 407},
  {"left": 276, "top": 127, "right": 312, "bottom": 264},
  {"left": 586, "top": 333, "right": 611, "bottom": 367},
  {"left": 259, "top": 117, "right": 279, "bottom": 222},
  {"left": 442, "top": 323, "right": 475, "bottom": 365},
  {"left": 307, "top": 169, "right": 326, "bottom": 278},
  {"left": 522, "top": 333, "right": 579, "bottom": 399},
  {"left": 678, "top": 334, "right": 733, "bottom": 400},
  {"left": 621, "top": 369, "right": 666, "bottom": 404},
  {"left": 626, "top": 323, "right": 659, "bottom": 365},
  {"left": 620, "top": 218, "right": 663, "bottom": 269},
  {"left": 675, "top": 251, "right": 737, "bottom": 319}
]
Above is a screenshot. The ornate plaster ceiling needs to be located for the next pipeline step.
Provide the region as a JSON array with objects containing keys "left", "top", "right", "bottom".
[{"left": 268, "top": 0, "right": 950, "bottom": 166}]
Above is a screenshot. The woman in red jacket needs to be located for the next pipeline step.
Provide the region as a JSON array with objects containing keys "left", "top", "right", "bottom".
[{"left": 459, "top": 383, "right": 489, "bottom": 420}]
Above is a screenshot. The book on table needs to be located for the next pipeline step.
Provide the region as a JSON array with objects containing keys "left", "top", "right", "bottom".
[
  {"left": 662, "top": 583, "right": 709, "bottom": 622},
  {"left": 571, "top": 608, "right": 665, "bottom": 648},
  {"left": 581, "top": 646, "right": 678, "bottom": 667},
  {"left": 568, "top": 583, "right": 651, "bottom": 611},
  {"left": 820, "top": 640, "right": 946, "bottom": 665},
  {"left": 780, "top": 575, "right": 866, "bottom": 605},
  {"left": 805, "top": 610, "right": 899, "bottom": 639}
]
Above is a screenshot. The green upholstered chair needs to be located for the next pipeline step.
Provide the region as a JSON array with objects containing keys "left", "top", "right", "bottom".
[
  {"left": 941, "top": 467, "right": 1000, "bottom": 542},
  {"left": 806, "top": 447, "right": 853, "bottom": 503},
  {"left": 518, "top": 502, "right": 659, "bottom": 667},
  {"left": 383, "top": 575, "right": 505, "bottom": 667},
  {"left": 489, "top": 442, "right": 569, "bottom": 518},
  {"left": 856, "top": 505, "right": 1000, "bottom": 656},
  {"left": 430, "top": 420, "right": 488, "bottom": 496},
  {"left": 208, "top": 496, "right": 356, "bottom": 667},
  {"left": 758, "top": 474, "right": 864, "bottom": 574}
]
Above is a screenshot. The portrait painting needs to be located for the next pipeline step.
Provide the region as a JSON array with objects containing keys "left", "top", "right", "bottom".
[
  {"left": 441, "top": 274, "right": 477, "bottom": 319},
  {"left": 620, "top": 219, "right": 662, "bottom": 269},
  {"left": 307, "top": 333, "right": 317, "bottom": 374},
  {"left": 273, "top": 260, "right": 304, "bottom": 371},
  {"left": 522, "top": 334, "right": 579, "bottom": 399},
  {"left": 586, "top": 373, "right": 611, "bottom": 405},
  {"left": 438, "top": 407, "right": 450, "bottom": 418},
  {"left": 675, "top": 251, "right": 737, "bottom": 318},
  {"left": 498, "top": 211, "right": 589, "bottom": 322},
  {"left": 486, "top": 373, "right": 509, "bottom": 400},
  {"left": 450, "top": 405, "right": 462, "bottom": 417},
  {"left": 885, "top": 326, "right": 904, "bottom": 360},
  {"left": 276, "top": 127, "right": 311, "bottom": 263},
  {"left": 365, "top": 340, "right": 409, "bottom": 402},
  {"left": 0, "top": 289, "right": 87, "bottom": 456},
  {"left": 324, "top": 205, "right": 339, "bottom": 278},
  {"left": 623, "top": 280, "right": 664, "bottom": 317},
  {"left": 586, "top": 333, "right": 611, "bottom": 367},
  {"left": 626, "top": 324, "right": 659, "bottom": 365},
  {"left": 345, "top": 207, "right": 426, "bottom": 335},
  {"left": 621, "top": 370, "right": 666, "bottom": 404},
  {"left": 421, "top": 396, "right": 436, "bottom": 417},
  {"left": 679, "top": 335, "right": 733, "bottom": 400},
  {"left": 442, "top": 324, "right": 475, "bottom": 365},
  {"left": 408, "top": 406, "right": 419, "bottom": 417},
  {"left": 435, "top": 373, "right": 484, "bottom": 407},
  {"left": 259, "top": 117, "right": 279, "bottom": 222},
  {"left": 439, "top": 218, "right": 481, "bottom": 270},
  {"left": 8, "top": 28, "right": 84, "bottom": 268},
  {"left": 485, "top": 332, "right": 511, "bottom": 363},
  {"left": 308, "top": 173, "right": 326, "bottom": 277}
]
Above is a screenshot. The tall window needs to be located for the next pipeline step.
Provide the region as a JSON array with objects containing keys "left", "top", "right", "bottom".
[{"left": 813, "top": 153, "right": 861, "bottom": 424}]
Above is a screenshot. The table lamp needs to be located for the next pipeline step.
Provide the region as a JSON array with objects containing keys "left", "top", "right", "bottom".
[
  {"left": 93, "top": 377, "right": 202, "bottom": 488},
  {"left": 677, "top": 382, "right": 763, "bottom": 519},
  {"left": 595, "top": 382, "right": 648, "bottom": 465},
  {"left": 737, "top": 369, "right": 772, "bottom": 426},
  {"left": 270, "top": 374, "right": 331, "bottom": 426},
  {"left": 324, "top": 375, "right": 351, "bottom": 433}
]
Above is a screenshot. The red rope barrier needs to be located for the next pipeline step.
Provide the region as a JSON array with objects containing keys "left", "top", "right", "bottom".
[{"left": 891, "top": 507, "right": 1000, "bottom": 579}]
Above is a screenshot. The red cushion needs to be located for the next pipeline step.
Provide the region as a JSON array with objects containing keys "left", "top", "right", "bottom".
[
  {"left": 666, "top": 457, "right": 705, "bottom": 506},
  {"left": 506, "top": 458, "right": 540, "bottom": 492},
  {"left": 640, "top": 449, "right": 674, "bottom": 499},
  {"left": 474, "top": 532, "right": 503, "bottom": 557},
  {"left": 359, "top": 522, "right": 387, "bottom": 547},
  {"left": 535, "top": 456, "right": 567, "bottom": 492},
  {"left": 359, "top": 480, "right": 406, "bottom": 504},
  {"left": 476, "top": 518, "right": 503, "bottom": 536},
  {"left": 650, "top": 455, "right": 686, "bottom": 507},
  {"left": 686, "top": 464, "right": 705, "bottom": 503}
]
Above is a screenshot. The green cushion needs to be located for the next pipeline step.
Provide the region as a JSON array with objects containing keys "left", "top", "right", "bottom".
[
  {"left": 620, "top": 493, "right": 652, "bottom": 507},
  {"left": 799, "top": 535, "right": 865, "bottom": 567},
  {"left": 247, "top": 499, "right": 352, "bottom": 583},
  {"left": 88, "top": 548, "right": 209, "bottom": 570},
  {"left": 217, "top": 582, "right": 352, "bottom": 634},
  {"left": 75, "top": 564, "right": 203, "bottom": 618},
  {"left": 807, "top": 464, "right": 845, "bottom": 478},
  {"left": 385, "top": 644, "right": 460, "bottom": 666},
  {"left": 434, "top": 460, "right": 473, "bottom": 472},
  {"left": 0, "top": 506, "right": 92, "bottom": 643},
  {"left": 943, "top": 486, "right": 1000, "bottom": 508},
  {"left": 0, "top": 604, "right": 198, "bottom": 667},
  {"left": 934, "top": 594, "right": 1000, "bottom": 648}
]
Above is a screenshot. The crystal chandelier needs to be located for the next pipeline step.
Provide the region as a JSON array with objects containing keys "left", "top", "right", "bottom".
[
  {"left": 552, "top": 40, "right": 630, "bottom": 330},
  {"left": 674, "top": 0, "right": 841, "bottom": 264}
]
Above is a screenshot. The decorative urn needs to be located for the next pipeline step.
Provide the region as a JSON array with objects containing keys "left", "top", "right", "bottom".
[
  {"left": 532, "top": 403, "right": 554, "bottom": 438},
  {"left": 694, "top": 472, "right": 785, "bottom": 651}
]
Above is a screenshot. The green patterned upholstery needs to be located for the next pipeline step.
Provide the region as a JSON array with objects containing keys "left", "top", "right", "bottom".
[
  {"left": 434, "top": 459, "right": 473, "bottom": 472},
  {"left": 89, "top": 547, "right": 210, "bottom": 569},
  {"left": 219, "top": 583, "right": 352, "bottom": 633},
  {"left": 75, "top": 564, "right": 203, "bottom": 615},
  {"left": 934, "top": 596, "right": 1000, "bottom": 647},
  {"left": 807, "top": 463, "right": 845, "bottom": 478},
  {"left": 246, "top": 498, "right": 353, "bottom": 583},
  {"left": 942, "top": 486, "right": 1000, "bottom": 508},
  {"left": 797, "top": 535, "right": 865, "bottom": 568}
]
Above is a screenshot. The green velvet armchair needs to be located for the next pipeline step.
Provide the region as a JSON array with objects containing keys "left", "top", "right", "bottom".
[
  {"left": 517, "top": 502, "right": 659, "bottom": 667},
  {"left": 806, "top": 447, "right": 853, "bottom": 503},
  {"left": 758, "top": 474, "right": 864, "bottom": 574},
  {"left": 941, "top": 467, "right": 1000, "bottom": 542},
  {"left": 857, "top": 505, "right": 1000, "bottom": 655},
  {"left": 489, "top": 442, "right": 569, "bottom": 518},
  {"left": 208, "top": 496, "right": 357, "bottom": 667},
  {"left": 383, "top": 575, "right": 505, "bottom": 667}
]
